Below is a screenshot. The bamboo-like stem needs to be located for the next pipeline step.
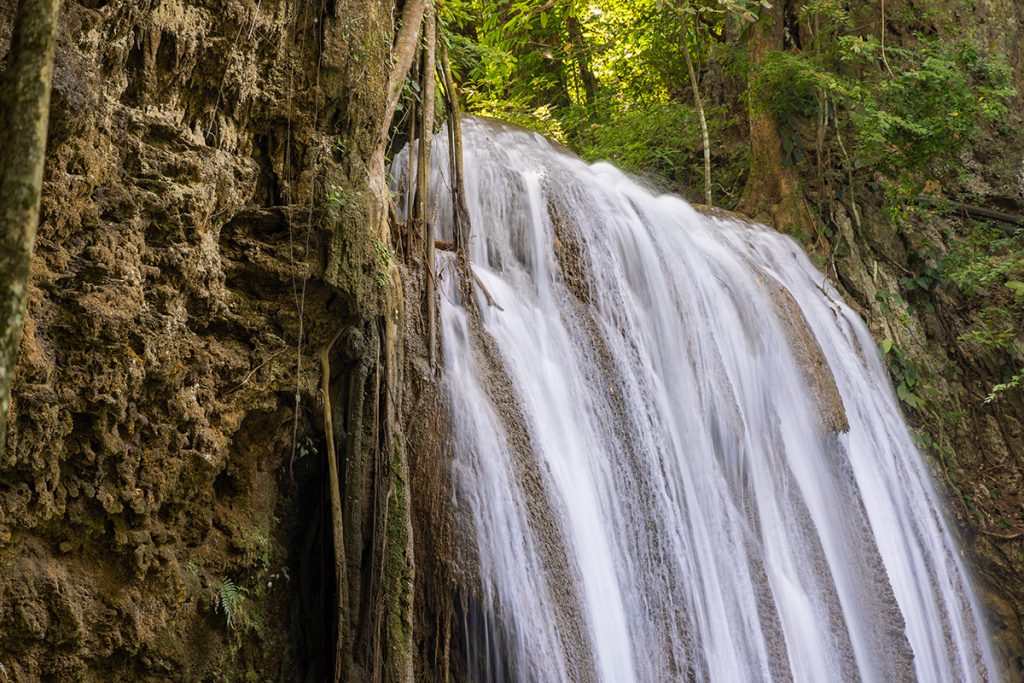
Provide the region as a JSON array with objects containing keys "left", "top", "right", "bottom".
[{"left": 681, "top": 5, "right": 712, "bottom": 206}]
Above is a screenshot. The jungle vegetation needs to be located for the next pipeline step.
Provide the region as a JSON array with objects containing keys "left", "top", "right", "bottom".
[{"left": 423, "top": 0, "right": 1023, "bottom": 411}]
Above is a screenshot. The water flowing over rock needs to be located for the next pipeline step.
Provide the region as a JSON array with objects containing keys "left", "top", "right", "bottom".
[{"left": 395, "top": 117, "right": 997, "bottom": 682}]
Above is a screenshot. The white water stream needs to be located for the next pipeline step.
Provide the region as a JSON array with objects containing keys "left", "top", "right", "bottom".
[{"left": 394, "top": 117, "right": 996, "bottom": 682}]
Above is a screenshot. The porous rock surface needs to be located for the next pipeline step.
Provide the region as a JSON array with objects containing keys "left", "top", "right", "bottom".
[{"left": 0, "top": 1, "right": 391, "bottom": 679}]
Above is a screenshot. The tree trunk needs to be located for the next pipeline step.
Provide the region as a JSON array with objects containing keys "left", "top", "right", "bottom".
[
  {"left": 378, "top": 0, "right": 427, "bottom": 158},
  {"left": 681, "top": 7, "right": 712, "bottom": 205},
  {"left": 565, "top": 14, "right": 598, "bottom": 104},
  {"left": 0, "top": 0, "right": 62, "bottom": 458},
  {"left": 415, "top": 5, "right": 437, "bottom": 364},
  {"left": 739, "top": 1, "right": 813, "bottom": 235}
]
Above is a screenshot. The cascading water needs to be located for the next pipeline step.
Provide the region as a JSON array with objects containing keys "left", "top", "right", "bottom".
[{"left": 393, "top": 117, "right": 997, "bottom": 682}]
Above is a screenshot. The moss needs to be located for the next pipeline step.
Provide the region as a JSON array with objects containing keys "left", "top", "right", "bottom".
[
  {"left": 322, "top": 160, "right": 384, "bottom": 316},
  {"left": 382, "top": 433, "right": 414, "bottom": 683}
]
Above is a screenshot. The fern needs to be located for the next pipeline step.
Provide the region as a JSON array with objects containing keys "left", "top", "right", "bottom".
[
  {"left": 218, "top": 578, "right": 247, "bottom": 629},
  {"left": 1, "top": 661, "right": 8, "bottom": 680}
]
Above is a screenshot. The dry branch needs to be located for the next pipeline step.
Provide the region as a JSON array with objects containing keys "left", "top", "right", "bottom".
[
  {"left": 914, "top": 195, "right": 1024, "bottom": 230},
  {"left": 433, "top": 240, "right": 502, "bottom": 310}
]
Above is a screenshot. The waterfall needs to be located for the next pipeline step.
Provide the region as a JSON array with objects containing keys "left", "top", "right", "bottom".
[{"left": 393, "top": 117, "right": 996, "bottom": 682}]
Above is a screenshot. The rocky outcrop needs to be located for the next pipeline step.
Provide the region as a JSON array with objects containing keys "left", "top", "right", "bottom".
[{"left": 0, "top": 1, "right": 398, "bottom": 679}]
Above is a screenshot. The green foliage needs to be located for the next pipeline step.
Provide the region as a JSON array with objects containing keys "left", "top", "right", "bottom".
[
  {"left": 218, "top": 577, "right": 248, "bottom": 630},
  {"left": 239, "top": 529, "right": 272, "bottom": 573},
  {"left": 881, "top": 341, "right": 926, "bottom": 410},
  {"left": 942, "top": 221, "right": 1024, "bottom": 399},
  {"left": 560, "top": 100, "right": 735, "bottom": 193},
  {"left": 944, "top": 224, "right": 1024, "bottom": 296},
  {"left": 900, "top": 247, "right": 941, "bottom": 294},
  {"left": 986, "top": 368, "right": 1024, "bottom": 404},
  {"left": 374, "top": 239, "right": 394, "bottom": 290},
  {"left": 439, "top": 0, "right": 756, "bottom": 201},
  {"left": 326, "top": 186, "right": 352, "bottom": 208},
  {"left": 754, "top": 19, "right": 1015, "bottom": 193},
  {"left": 856, "top": 42, "right": 1013, "bottom": 176},
  {"left": 875, "top": 288, "right": 907, "bottom": 317}
]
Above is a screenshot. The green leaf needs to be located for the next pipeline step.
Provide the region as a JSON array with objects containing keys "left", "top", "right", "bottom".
[
  {"left": 1005, "top": 281, "right": 1024, "bottom": 298},
  {"left": 881, "top": 338, "right": 893, "bottom": 355},
  {"left": 897, "top": 383, "right": 924, "bottom": 408}
]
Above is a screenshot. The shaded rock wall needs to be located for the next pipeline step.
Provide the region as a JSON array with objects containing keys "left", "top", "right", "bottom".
[{"left": 0, "top": 0, "right": 395, "bottom": 680}]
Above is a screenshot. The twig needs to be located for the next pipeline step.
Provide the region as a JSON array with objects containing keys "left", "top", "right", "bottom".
[
  {"left": 436, "top": 37, "right": 478, "bottom": 314},
  {"left": 433, "top": 240, "right": 501, "bottom": 309},
  {"left": 417, "top": 5, "right": 438, "bottom": 365}
]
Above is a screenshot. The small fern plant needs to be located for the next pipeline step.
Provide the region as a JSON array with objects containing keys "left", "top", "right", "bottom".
[{"left": 217, "top": 577, "right": 248, "bottom": 630}]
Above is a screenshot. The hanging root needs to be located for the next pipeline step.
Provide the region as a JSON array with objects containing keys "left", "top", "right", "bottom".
[
  {"left": 415, "top": 4, "right": 438, "bottom": 364},
  {"left": 318, "top": 328, "right": 348, "bottom": 683},
  {"left": 433, "top": 239, "right": 502, "bottom": 310},
  {"left": 437, "top": 36, "right": 476, "bottom": 305}
]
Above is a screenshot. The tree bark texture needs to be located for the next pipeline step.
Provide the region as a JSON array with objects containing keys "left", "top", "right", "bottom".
[
  {"left": 739, "top": 1, "right": 813, "bottom": 235},
  {"left": 0, "top": 0, "right": 62, "bottom": 458}
]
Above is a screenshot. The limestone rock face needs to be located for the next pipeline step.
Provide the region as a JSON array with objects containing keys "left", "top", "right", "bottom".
[{"left": 0, "top": 1, "right": 390, "bottom": 680}]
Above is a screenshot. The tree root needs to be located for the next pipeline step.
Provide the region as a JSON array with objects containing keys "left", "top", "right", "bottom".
[
  {"left": 318, "top": 328, "right": 348, "bottom": 683},
  {"left": 981, "top": 527, "right": 1023, "bottom": 541},
  {"left": 433, "top": 239, "right": 503, "bottom": 310}
]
